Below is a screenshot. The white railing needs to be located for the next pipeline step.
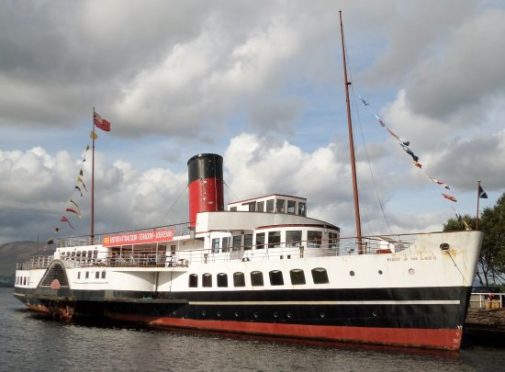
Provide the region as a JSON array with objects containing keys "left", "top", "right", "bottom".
[{"left": 469, "top": 293, "right": 505, "bottom": 310}]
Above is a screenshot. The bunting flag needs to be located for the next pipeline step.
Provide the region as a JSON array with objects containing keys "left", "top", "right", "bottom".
[
  {"left": 47, "top": 239, "right": 55, "bottom": 245},
  {"left": 85, "top": 145, "right": 90, "bottom": 152},
  {"left": 60, "top": 216, "right": 75, "bottom": 229},
  {"left": 442, "top": 193, "right": 457, "bottom": 202},
  {"left": 77, "top": 176, "right": 87, "bottom": 191},
  {"left": 66, "top": 207, "right": 81, "bottom": 218},
  {"left": 54, "top": 227, "right": 60, "bottom": 233},
  {"left": 356, "top": 90, "right": 458, "bottom": 204},
  {"left": 69, "top": 199, "right": 81, "bottom": 213},
  {"left": 90, "top": 131, "right": 98, "bottom": 140},
  {"left": 93, "top": 112, "right": 111, "bottom": 132},
  {"left": 74, "top": 185, "right": 83, "bottom": 197},
  {"left": 79, "top": 169, "right": 84, "bottom": 176},
  {"left": 479, "top": 184, "right": 488, "bottom": 199}
]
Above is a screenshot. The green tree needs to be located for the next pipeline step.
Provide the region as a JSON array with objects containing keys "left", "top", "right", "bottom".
[{"left": 443, "top": 193, "right": 505, "bottom": 287}]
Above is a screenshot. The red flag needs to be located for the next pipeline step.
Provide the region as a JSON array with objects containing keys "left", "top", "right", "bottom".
[
  {"left": 60, "top": 216, "right": 75, "bottom": 229},
  {"left": 442, "top": 193, "right": 457, "bottom": 202},
  {"left": 93, "top": 112, "right": 111, "bottom": 132}
]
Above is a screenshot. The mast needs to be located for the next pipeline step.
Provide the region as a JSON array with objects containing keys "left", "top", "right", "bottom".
[
  {"left": 339, "top": 11, "right": 363, "bottom": 253},
  {"left": 91, "top": 107, "right": 96, "bottom": 243}
]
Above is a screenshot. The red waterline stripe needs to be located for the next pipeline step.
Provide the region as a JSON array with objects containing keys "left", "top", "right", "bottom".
[{"left": 106, "top": 313, "right": 462, "bottom": 351}]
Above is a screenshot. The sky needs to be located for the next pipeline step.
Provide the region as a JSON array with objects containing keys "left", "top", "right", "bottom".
[{"left": 0, "top": 0, "right": 504, "bottom": 244}]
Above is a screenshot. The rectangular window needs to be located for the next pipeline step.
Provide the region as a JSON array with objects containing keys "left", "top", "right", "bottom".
[
  {"left": 232, "top": 235, "right": 242, "bottom": 251},
  {"left": 230, "top": 206, "right": 237, "bottom": 212},
  {"left": 286, "top": 231, "right": 302, "bottom": 247},
  {"left": 247, "top": 202, "right": 256, "bottom": 212},
  {"left": 329, "top": 232, "right": 339, "bottom": 248},
  {"left": 233, "top": 272, "right": 245, "bottom": 287},
  {"left": 266, "top": 199, "right": 274, "bottom": 213},
  {"left": 85, "top": 271, "right": 89, "bottom": 279},
  {"left": 77, "top": 272, "right": 81, "bottom": 280},
  {"left": 287, "top": 200, "right": 296, "bottom": 214},
  {"left": 250, "top": 271, "right": 264, "bottom": 286},
  {"left": 95, "top": 271, "right": 99, "bottom": 279},
  {"left": 276, "top": 199, "right": 285, "bottom": 213},
  {"left": 308, "top": 231, "right": 322, "bottom": 248},
  {"left": 189, "top": 274, "right": 198, "bottom": 288},
  {"left": 222, "top": 237, "right": 230, "bottom": 253},
  {"left": 202, "top": 273, "right": 212, "bottom": 287},
  {"left": 212, "top": 238, "right": 220, "bottom": 253},
  {"left": 256, "top": 201, "right": 264, "bottom": 212},
  {"left": 244, "top": 234, "right": 253, "bottom": 250},
  {"left": 298, "top": 202, "right": 306, "bottom": 216},
  {"left": 268, "top": 231, "right": 281, "bottom": 248},
  {"left": 101, "top": 271, "right": 106, "bottom": 279},
  {"left": 255, "top": 233, "right": 265, "bottom": 249},
  {"left": 217, "top": 273, "right": 228, "bottom": 287}
]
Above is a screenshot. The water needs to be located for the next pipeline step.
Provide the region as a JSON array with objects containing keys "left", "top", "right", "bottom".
[{"left": 1, "top": 288, "right": 503, "bottom": 372}]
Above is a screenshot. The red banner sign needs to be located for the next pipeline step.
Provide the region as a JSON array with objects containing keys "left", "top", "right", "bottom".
[{"left": 102, "top": 227, "right": 175, "bottom": 247}]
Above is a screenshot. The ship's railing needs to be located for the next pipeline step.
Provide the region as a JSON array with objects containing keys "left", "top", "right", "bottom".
[
  {"left": 469, "top": 292, "right": 505, "bottom": 310},
  {"left": 54, "top": 222, "right": 192, "bottom": 248},
  {"left": 16, "top": 255, "right": 53, "bottom": 270}
]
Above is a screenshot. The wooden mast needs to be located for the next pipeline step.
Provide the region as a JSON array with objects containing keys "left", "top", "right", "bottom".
[
  {"left": 339, "top": 11, "right": 363, "bottom": 253},
  {"left": 91, "top": 107, "right": 96, "bottom": 243}
]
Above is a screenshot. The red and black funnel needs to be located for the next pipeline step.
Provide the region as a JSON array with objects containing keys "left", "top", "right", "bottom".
[{"left": 187, "top": 153, "right": 224, "bottom": 227}]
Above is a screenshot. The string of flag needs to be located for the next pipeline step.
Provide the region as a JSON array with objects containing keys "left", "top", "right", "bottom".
[
  {"left": 47, "top": 111, "right": 111, "bottom": 245},
  {"left": 355, "top": 91, "right": 458, "bottom": 203}
]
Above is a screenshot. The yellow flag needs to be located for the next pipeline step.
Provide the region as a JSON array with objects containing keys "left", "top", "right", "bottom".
[{"left": 90, "top": 131, "right": 98, "bottom": 140}]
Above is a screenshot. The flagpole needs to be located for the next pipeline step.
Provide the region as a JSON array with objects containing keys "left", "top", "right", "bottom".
[
  {"left": 91, "top": 107, "right": 96, "bottom": 243},
  {"left": 476, "top": 180, "right": 481, "bottom": 230}
]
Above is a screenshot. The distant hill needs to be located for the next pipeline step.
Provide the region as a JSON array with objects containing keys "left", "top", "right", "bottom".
[{"left": 0, "top": 241, "right": 54, "bottom": 286}]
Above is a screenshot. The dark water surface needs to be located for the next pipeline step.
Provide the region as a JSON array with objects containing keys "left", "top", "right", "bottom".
[{"left": 1, "top": 288, "right": 504, "bottom": 372}]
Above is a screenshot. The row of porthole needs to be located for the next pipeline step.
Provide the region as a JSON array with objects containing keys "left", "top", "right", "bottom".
[
  {"left": 348, "top": 269, "right": 414, "bottom": 276},
  {"left": 197, "top": 311, "right": 328, "bottom": 319}
]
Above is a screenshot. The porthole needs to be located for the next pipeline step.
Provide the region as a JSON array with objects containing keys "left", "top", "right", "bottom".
[
  {"left": 201, "top": 311, "right": 207, "bottom": 317},
  {"left": 216, "top": 311, "right": 222, "bottom": 317},
  {"left": 320, "top": 312, "right": 326, "bottom": 319},
  {"left": 273, "top": 312, "right": 279, "bottom": 318},
  {"left": 349, "top": 270, "right": 355, "bottom": 276},
  {"left": 286, "top": 312, "right": 293, "bottom": 319},
  {"left": 378, "top": 270, "right": 383, "bottom": 275},
  {"left": 408, "top": 268, "right": 415, "bottom": 275},
  {"left": 234, "top": 312, "right": 240, "bottom": 318},
  {"left": 253, "top": 312, "right": 259, "bottom": 319}
]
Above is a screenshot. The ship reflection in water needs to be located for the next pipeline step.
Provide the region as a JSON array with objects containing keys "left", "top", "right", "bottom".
[{"left": 3, "top": 289, "right": 505, "bottom": 372}]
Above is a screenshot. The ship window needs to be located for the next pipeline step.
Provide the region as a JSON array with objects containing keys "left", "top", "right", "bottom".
[
  {"left": 85, "top": 271, "right": 89, "bottom": 279},
  {"left": 290, "top": 269, "right": 306, "bottom": 285},
  {"left": 312, "top": 268, "right": 329, "bottom": 284},
  {"left": 222, "top": 237, "right": 230, "bottom": 253},
  {"left": 244, "top": 234, "right": 253, "bottom": 250},
  {"left": 95, "top": 271, "right": 99, "bottom": 279},
  {"left": 93, "top": 250, "right": 98, "bottom": 258},
  {"left": 230, "top": 206, "right": 237, "bottom": 212},
  {"left": 286, "top": 231, "right": 302, "bottom": 247},
  {"left": 307, "top": 231, "right": 322, "bottom": 248},
  {"left": 88, "top": 250, "right": 93, "bottom": 261},
  {"left": 247, "top": 202, "right": 256, "bottom": 212},
  {"left": 276, "top": 199, "right": 285, "bottom": 213},
  {"left": 233, "top": 272, "right": 245, "bottom": 287},
  {"left": 268, "top": 231, "right": 281, "bottom": 248},
  {"left": 101, "top": 271, "right": 106, "bottom": 279},
  {"left": 189, "top": 274, "right": 198, "bottom": 288},
  {"left": 202, "top": 273, "right": 212, "bottom": 287},
  {"left": 329, "top": 232, "right": 339, "bottom": 248},
  {"left": 217, "top": 273, "right": 228, "bottom": 287},
  {"left": 211, "top": 238, "right": 220, "bottom": 253},
  {"left": 298, "top": 202, "right": 306, "bottom": 216},
  {"left": 266, "top": 199, "right": 274, "bottom": 213},
  {"left": 256, "top": 201, "right": 264, "bottom": 212},
  {"left": 269, "top": 270, "right": 284, "bottom": 286},
  {"left": 232, "top": 235, "right": 242, "bottom": 251},
  {"left": 255, "top": 233, "right": 265, "bottom": 249},
  {"left": 77, "top": 272, "right": 81, "bottom": 280},
  {"left": 287, "top": 200, "right": 296, "bottom": 214},
  {"left": 250, "top": 271, "right": 264, "bottom": 286}
]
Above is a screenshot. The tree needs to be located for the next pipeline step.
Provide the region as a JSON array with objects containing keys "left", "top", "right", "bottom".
[{"left": 443, "top": 193, "right": 505, "bottom": 287}]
